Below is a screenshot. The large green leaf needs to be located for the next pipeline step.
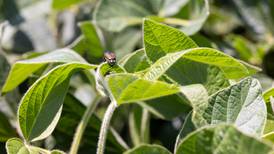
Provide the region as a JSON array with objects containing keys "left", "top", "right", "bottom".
[
  {"left": 54, "top": 94, "right": 128, "bottom": 154},
  {"left": 2, "top": 49, "right": 86, "bottom": 93},
  {"left": 106, "top": 73, "right": 180, "bottom": 105},
  {"left": 124, "top": 144, "right": 171, "bottom": 154},
  {"left": 120, "top": 50, "right": 192, "bottom": 120},
  {"left": 143, "top": 19, "right": 232, "bottom": 94},
  {"left": 18, "top": 62, "right": 96, "bottom": 141},
  {"left": 0, "top": 112, "right": 17, "bottom": 142},
  {"left": 143, "top": 47, "right": 250, "bottom": 80},
  {"left": 144, "top": 19, "right": 197, "bottom": 62},
  {"left": 192, "top": 78, "right": 267, "bottom": 136},
  {"left": 94, "top": 0, "right": 161, "bottom": 32},
  {"left": 176, "top": 125, "right": 273, "bottom": 154}
]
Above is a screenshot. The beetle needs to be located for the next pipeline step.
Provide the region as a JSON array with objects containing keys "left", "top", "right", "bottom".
[{"left": 104, "top": 51, "right": 116, "bottom": 66}]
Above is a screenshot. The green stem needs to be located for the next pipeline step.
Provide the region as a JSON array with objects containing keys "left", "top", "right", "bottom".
[
  {"left": 96, "top": 101, "right": 117, "bottom": 154},
  {"left": 70, "top": 95, "right": 102, "bottom": 154}
]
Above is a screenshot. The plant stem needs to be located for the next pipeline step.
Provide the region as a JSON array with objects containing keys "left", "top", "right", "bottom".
[
  {"left": 70, "top": 95, "right": 102, "bottom": 154},
  {"left": 96, "top": 101, "right": 117, "bottom": 154}
]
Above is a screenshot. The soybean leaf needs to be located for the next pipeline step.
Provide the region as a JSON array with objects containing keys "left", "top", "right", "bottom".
[
  {"left": 143, "top": 47, "right": 250, "bottom": 80},
  {"left": 119, "top": 49, "right": 150, "bottom": 73},
  {"left": 18, "top": 62, "right": 96, "bottom": 142},
  {"left": 176, "top": 125, "right": 273, "bottom": 154},
  {"left": 143, "top": 19, "right": 261, "bottom": 94},
  {"left": 124, "top": 144, "right": 171, "bottom": 154},
  {"left": 94, "top": 0, "right": 161, "bottom": 32},
  {"left": 0, "top": 112, "right": 17, "bottom": 142},
  {"left": 192, "top": 78, "right": 267, "bottom": 136},
  {"left": 54, "top": 94, "right": 128, "bottom": 154},
  {"left": 144, "top": 19, "right": 197, "bottom": 62},
  {"left": 106, "top": 73, "right": 180, "bottom": 105},
  {"left": 71, "top": 21, "right": 104, "bottom": 62},
  {"left": 2, "top": 49, "right": 86, "bottom": 93},
  {"left": 6, "top": 138, "right": 29, "bottom": 154},
  {"left": 143, "top": 19, "right": 231, "bottom": 94}
]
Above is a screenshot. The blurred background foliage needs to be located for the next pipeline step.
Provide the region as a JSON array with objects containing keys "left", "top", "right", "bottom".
[{"left": 0, "top": 0, "right": 274, "bottom": 153}]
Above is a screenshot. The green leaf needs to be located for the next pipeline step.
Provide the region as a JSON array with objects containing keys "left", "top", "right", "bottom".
[
  {"left": 2, "top": 49, "right": 86, "bottom": 93},
  {"left": 94, "top": 0, "right": 161, "bottom": 32},
  {"left": 54, "top": 94, "right": 128, "bottom": 154},
  {"left": 143, "top": 19, "right": 231, "bottom": 94},
  {"left": 71, "top": 21, "right": 104, "bottom": 61},
  {"left": 52, "top": 0, "right": 85, "bottom": 10},
  {"left": 144, "top": 19, "right": 197, "bottom": 62},
  {"left": 124, "top": 144, "right": 171, "bottom": 154},
  {"left": 18, "top": 62, "right": 96, "bottom": 141},
  {"left": 143, "top": 47, "right": 250, "bottom": 80},
  {"left": 0, "top": 112, "right": 17, "bottom": 142},
  {"left": 119, "top": 49, "right": 150, "bottom": 73},
  {"left": 106, "top": 73, "right": 180, "bottom": 105},
  {"left": 6, "top": 138, "right": 29, "bottom": 154},
  {"left": 192, "top": 78, "right": 267, "bottom": 136},
  {"left": 176, "top": 125, "right": 273, "bottom": 154}
]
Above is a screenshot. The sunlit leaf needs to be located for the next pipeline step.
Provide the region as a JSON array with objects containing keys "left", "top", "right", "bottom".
[
  {"left": 176, "top": 125, "right": 273, "bottom": 154},
  {"left": 18, "top": 62, "right": 96, "bottom": 141},
  {"left": 192, "top": 78, "right": 267, "bottom": 136},
  {"left": 2, "top": 49, "right": 86, "bottom": 93}
]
